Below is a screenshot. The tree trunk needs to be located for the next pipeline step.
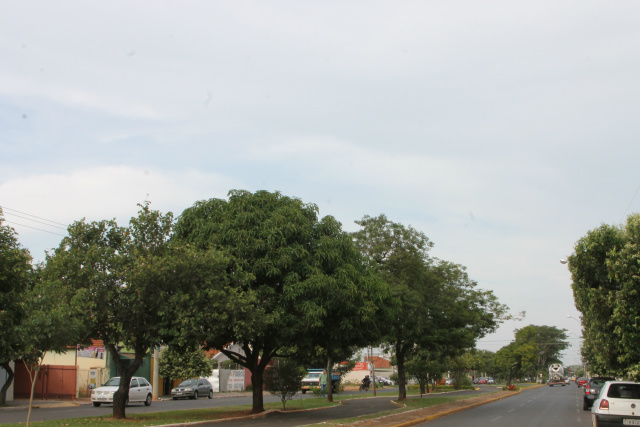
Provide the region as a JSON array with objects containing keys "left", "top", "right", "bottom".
[
  {"left": 25, "top": 361, "right": 41, "bottom": 427},
  {"left": 250, "top": 367, "right": 264, "bottom": 413},
  {"left": 0, "top": 362, "right": 14, "bottom": 405},
  {"left": 326, "top": 356, "right": 333, "bottom": 403},
  {"left": 108, "top": 344, "right": 145, "bottom": 420},
  {"left": 395, "top": 344, "right": 407, "bottom": 401}
]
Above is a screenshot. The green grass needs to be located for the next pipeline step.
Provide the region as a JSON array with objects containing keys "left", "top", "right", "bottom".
[
  {"left": 300, "top": 393, "right": 483, "bottom": 427},
  {"left": 2, "top": 397, "right": 340, "bottom": 427},
  {"left": 2, "top": 389, "right": 492, "bottom": 427}
]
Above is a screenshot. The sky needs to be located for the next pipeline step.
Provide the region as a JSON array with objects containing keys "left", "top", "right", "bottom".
[{"left": 2, "top": 0, "right": 640, "bottom": 367}]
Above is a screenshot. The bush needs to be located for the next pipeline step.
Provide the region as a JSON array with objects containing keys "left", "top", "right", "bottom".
[{"left": 263, "top": 359, "right": 306, "bottom": 409}]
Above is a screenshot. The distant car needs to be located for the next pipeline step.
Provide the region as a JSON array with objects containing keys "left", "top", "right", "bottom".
[
  {"left": 591, "top": 381, "right": 640, "bottom": 426},
  {"left": 583, "top": 376, "right": 615, "bottom": 410},
  {"left": 487, "top": 377, "right": 495, "bottom": 384},
  {"left": 577, "top": 377, "right": 589, "bottom": 387},
  {"left": 171, "top": 378, "right": 213, "bottom": 400},
  {"left": 376, "top": 376, "right": 394, "bottom": 386},
  {"left": 91, "top": 376, "right": 152, "bottom": 407},
  {"left": 478, "top": 377, "right": 488, "bottom": 384}
]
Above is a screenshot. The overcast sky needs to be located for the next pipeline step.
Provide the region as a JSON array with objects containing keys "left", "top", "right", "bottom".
[{"left": 3, "top": 0, "right": 639, "bottom": 365}]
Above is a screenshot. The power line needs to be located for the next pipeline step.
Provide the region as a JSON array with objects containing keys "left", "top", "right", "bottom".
[
  {"left": 4, "top": 220, "right": 66, "bottom": 237},
  {"left": 620, "top": 183, "right": 640, "bottom": 224},
  {"left": 0, "top": 205, "right": 68, "bottom": 227},
  {"left": 4, "top": 211, "right": 67, "bottom": 230}
]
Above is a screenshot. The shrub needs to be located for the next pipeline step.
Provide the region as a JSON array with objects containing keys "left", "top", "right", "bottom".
[{"left": 264, "top": 359, "right": 307, "bottom": 409}]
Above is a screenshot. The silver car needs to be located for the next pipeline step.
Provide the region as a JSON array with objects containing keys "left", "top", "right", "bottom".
[
  {"left": 591, "top": 381, "right": 640, "bottom": 427},
  {"left": 171, "top": 378, "right": 213, "bottom": 399},
  {"left": 91, "top": 376, "right": 152, "bottom": 407}
]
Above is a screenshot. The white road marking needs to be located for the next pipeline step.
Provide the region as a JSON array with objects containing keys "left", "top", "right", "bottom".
[{"left": 490, "top": 416, "right": 502, "bottom": 422}]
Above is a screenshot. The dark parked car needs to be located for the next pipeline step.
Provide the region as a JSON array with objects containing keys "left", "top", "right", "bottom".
[
  {"left": 584, "top": 376, "right": 616, "bottom": 410},
  {"left": 171, "top": 378, "right": 213, "bottom": 400}
]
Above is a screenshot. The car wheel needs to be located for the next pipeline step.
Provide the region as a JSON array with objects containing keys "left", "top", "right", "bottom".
[
  {"left": 302, "top": 390, "right": 306, "bottom": 394},
  {"left": 125, "top": 398, "right": 129, "bottom": 407},
  {"left": 208, "top": 390, "right": 213, "bottom": 399},
  {"left": 172, "top": 397, "right": 177, "bottom": 400},
  {"left": 192, "top": 391, "right": 198, "bottom": 399},
  {"left": 92, "top": 402, "right": 101, "bottom": 407},
  {"left": 144, "top": 394, "right": 152, "bottom": 406}
]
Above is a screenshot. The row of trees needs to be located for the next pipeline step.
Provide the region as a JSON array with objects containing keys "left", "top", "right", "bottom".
[
  {"left": 568, "top": 213, "right": 640, "bottom": 379},
  {"left": 398, "top": 324, "right": 568, "bottom": 391},
  {"left": 1, "top": 190, "right": 509, "bottom": 420}
]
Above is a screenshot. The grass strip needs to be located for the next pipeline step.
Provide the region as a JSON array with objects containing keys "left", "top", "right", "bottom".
[
  {"left": 1, "top": 398, "right": 339, "bottom": 427},
  {"left": 2, "top": 388, "right": 502, "bottom": 427},
  {"left": 286, "top": 393, "right": 483, "bottom": 427}
]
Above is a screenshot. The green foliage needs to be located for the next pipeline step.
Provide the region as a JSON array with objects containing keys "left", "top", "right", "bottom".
[
  {"left": 494, "top": 325, "right": 567, "bottom": 384},
  {"left": 447, "top": 352, "right": 481, "bottom": 390},
  {"left": 0, "top": 209, "right": 32, "bottom": 404},
  {"left": 42, "top": 202, "right": 229, "bottom": 419},
  {"left": 351, "top": 214, "right": 508, "bottom": 400},
  {"left": 173, "top": 190, "right": 391, "bottom": 412},
  {"left": 405, "top": 352, "right": 445, "bottom": 394},
  {"left": 263, "top": 359, "right": 306, "bottom": 409},
  {"left": 568, "top": 215, "right": 640, "bottom": 378},
  {"left": 158, "top": 345, "right": 213, "bottom": 381}
]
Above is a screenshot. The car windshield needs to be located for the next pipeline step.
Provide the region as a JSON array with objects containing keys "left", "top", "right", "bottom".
[
  {"left": 590, "top": 379, "right": 608, "bottom": 386},
  {"left": 103, "top": 377, "right": 120, "bottom": 387},
  {"left": 178, "top": 379, "right": 198, "bottom": 387},
  {"left": 607, "top": 384, "right": 640, "bottom": 399}
]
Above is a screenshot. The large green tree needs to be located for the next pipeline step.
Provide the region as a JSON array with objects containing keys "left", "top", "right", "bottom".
[
  {"left": 352, "top": 215, "right": 508, "bottom": 400},
  {"left": 291, "top": 215, "right": 394, "bottom": 402},
  {"left": 173, "top": 190, "right": 390, "bottom": 412},
  {"left": 351, "top": 214, "right": 435, "bottom": 400},
  {"left": 0, "top": 209, "right": 32, "bottom": 405},
  {"left": 568, "top": 216, "right": 632, "bottom": 377},
  {"left": 43, "top": 202, "right": 229, "bottom": 419}
]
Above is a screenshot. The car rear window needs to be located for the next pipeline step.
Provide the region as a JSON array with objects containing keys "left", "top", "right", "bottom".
[{"left": 607, "top": 384, "right": 640, "bottom": 399}]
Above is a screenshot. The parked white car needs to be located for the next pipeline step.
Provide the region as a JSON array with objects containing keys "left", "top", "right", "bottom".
[
  {"left": 91, "top": 376, "right": 152, "bottom": 407},
  {"left": 591, "top": 381, "right": 640, "bottom": 427}
]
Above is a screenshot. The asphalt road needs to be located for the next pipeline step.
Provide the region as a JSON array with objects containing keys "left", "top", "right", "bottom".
[{"left": 413, "top": 384, "right": 592, "bottom": 427}]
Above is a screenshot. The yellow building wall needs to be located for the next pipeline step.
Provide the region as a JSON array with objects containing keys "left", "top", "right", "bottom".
[{"left": 41, "top": 350, "right": 76, "bottom": 366}]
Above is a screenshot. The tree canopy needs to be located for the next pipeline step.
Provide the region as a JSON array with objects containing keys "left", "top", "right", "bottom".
[
  {"left": 352, "top": 214, "right": 508, "bottom": 400},
  {"left": 495, "top": 325, "right": 568, "bottom": 384},
  {"left": 43, "top": 202, "right": 228, "bottom": 419},
  {"left": 569, "top": 213, "right": 640, "bottom": 378},
  {"left": 0, "top": 209, "right": 32, "bottom": 404},
  {"left": 173, "top": 190, "right": 391, "bottom": 411}
]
